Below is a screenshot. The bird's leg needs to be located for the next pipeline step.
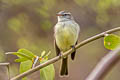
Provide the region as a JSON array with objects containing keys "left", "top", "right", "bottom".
[
  {"left": 59, "top": 52, "right": 63, "bottom": 58},
  {"left": 70, "top": 45, "right": 76, "bottom": 51}
]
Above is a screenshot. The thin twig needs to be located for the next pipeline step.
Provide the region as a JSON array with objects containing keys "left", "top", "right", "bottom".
[
  {"left": 11, "top": 27, "right": 120, "bottom": 80},
  {"left": 0, "top": 63, "right": 9, "bottom": 66},
  {"left": 85, "top": 48, "right": 120, "bottom": 80},
  {"left": 32, "top": 56, "right": 39, "bottom": 68},
  {"left": 7, "top": 65, "right": 10, "bottom": 80}
]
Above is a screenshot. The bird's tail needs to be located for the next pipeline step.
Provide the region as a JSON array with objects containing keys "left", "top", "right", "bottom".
[{"left": 60, "top": 57, "right": 68, "bottom": 76}]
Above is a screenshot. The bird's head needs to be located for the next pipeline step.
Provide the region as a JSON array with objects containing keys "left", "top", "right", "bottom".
[{"left": 56, "top": 11, "right": 73, "bottom": 22}]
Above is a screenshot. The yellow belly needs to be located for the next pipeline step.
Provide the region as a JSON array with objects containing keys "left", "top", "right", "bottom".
[{"left": 55, "top": 26, "right": 77, "bottom": 51}]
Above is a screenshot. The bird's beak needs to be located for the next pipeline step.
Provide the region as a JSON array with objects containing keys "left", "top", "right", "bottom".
[{"left": 56, "top": 13, "right": 62, "bottom": 16}]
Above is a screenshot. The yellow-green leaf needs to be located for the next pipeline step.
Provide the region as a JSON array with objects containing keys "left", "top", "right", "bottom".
[
  {"left": 41, "top": 51, "right": 46, "bottom": 57},
  {"left": 40, "top": 59, "right": 55, "bottom": 80},
  {"left": 13, "top": 52, "right": 32, "bottom": 60},
  {"left": 104, "top": 34, "right": 120, "bottom": 50},
  {"left": 18, "top": 49, "right": 34, "bottom": 58},
  {"left": 15, "top": 58, "right": 28, "bottom": 62},
  {"left": 20, "top": 60, "right": 32, "bottom": 80}
]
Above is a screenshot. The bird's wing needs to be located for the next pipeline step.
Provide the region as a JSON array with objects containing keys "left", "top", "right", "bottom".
[
  {"left": 71, "top": 41, "right": 78, "bottom": 60},
  {"left": 54, "top": 40, "right": 60, "bottom": 56}
]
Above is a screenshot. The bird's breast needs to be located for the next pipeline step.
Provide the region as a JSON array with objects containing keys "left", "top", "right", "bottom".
[{"left": 55, "top": 21, "right": 79, "bottom": 51}]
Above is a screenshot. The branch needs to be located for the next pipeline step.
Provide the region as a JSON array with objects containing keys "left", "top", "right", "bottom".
[
  {"left": 0, "top": 63, "right": 10, "bottom": 80},
  {"left": 0, "top": 63, "right": 9, "bottom": 66},
  {"left": 85, "top": 48, "right": 120, "bottom": 80},
  {"left": 11, "top": 27, "right": 120, "bottom": 80}
]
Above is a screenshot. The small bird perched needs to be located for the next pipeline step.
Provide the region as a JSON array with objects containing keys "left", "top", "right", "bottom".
[{"left": 54, "top": 11, "right": 80, "bottom": 76}]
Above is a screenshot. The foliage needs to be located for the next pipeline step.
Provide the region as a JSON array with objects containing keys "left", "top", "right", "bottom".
[
  {"left": 40, "top": 51, "right": 55, "bottom": 80},
  {"left": 20, "top": 60, "right": 32, "bottom": 80},
  {"left": 104, "top": 34, "right": 120, "bottom": 50},
  {"left": 40, "top": 60, "right": 55, "bottom": 80},
  {"left": 11, "top": 49, "right": 55, "bottom": 80}
]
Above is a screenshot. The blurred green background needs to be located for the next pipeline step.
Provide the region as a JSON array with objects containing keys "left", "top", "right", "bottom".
[{"left": 0, "top": 0, "right": 120, "bottom": 80}]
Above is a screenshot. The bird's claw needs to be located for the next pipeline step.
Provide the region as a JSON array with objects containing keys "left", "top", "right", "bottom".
[
  {"left": 59, "top": 53, "right": 63, "bottom": 58},
  {"left": 71, "top": 45, "right": 76, "bottom": 51}
]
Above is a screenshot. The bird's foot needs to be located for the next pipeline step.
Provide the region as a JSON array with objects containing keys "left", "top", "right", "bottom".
[
  {"left": 70, "top": 45, "right": 76, "bottom": 51},
  {"left": 59, "top": 52, "right": 63, "bottom": 58}
]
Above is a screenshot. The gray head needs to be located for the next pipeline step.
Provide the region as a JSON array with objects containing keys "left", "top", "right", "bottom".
[{"left": 56, "top": 11, "right": 74, "bottom": 22}]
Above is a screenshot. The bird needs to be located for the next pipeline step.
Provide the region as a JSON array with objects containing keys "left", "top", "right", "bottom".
[{"left": 54, "top": 11, "right": 80, "bottom": 76}]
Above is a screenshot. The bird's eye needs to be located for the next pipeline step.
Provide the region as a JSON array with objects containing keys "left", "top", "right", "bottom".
[{"left": 63, "top": 14, "right": 67, "bottom": 16}]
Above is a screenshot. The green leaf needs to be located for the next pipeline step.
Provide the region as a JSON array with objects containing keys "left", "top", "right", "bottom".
[
  {"left": 15, "top": 58, "right": 28, "bottom": 62},
  {"left": 13, "top": 52, "right": 32, "bottom": 60},
  {"left": 13, "top": 49, "right": 35, "bottom": 79},
  {"left": 12, "top": 49, "right": 35, "bottom": 62},
  {"left": 104, "top": 34, "right": 120, "bottom": 50},
  {"left": 20, "top": 60, "right": 32, "bottom": 80},
  {"left": 18, "top": 49, "right": 35, "bottom": 58},
  {"left": 40, "top": 59, "right": 55, "bottom": 80}
]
